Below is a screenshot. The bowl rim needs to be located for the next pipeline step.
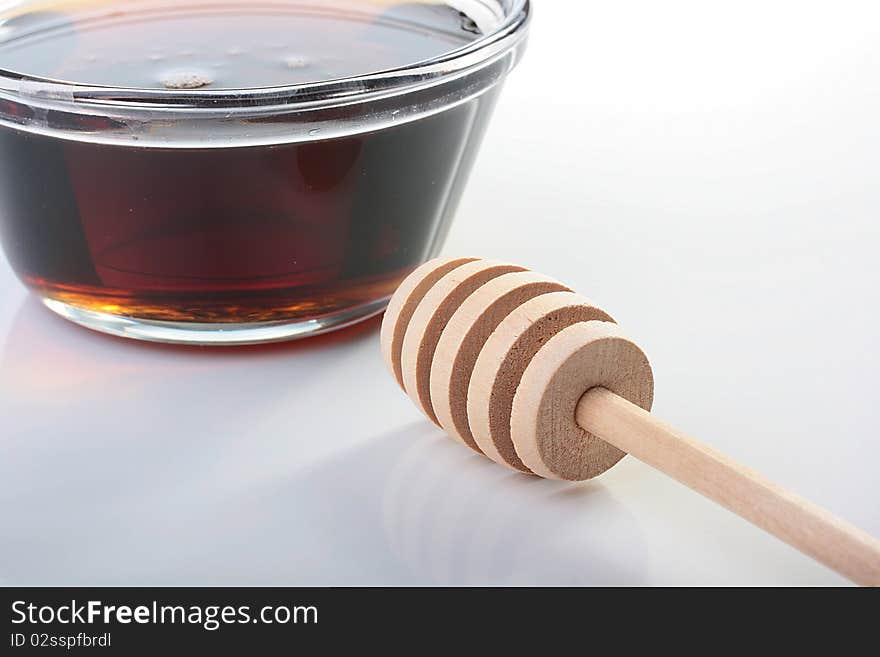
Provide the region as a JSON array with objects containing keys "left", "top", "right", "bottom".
[{"left": 0, "top": 0, "right": 531, "bottom": 112}]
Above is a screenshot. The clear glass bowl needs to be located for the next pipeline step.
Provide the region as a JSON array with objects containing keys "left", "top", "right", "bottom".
[{"left": 0, "top": 0, "right": 530, "bottom": 345}]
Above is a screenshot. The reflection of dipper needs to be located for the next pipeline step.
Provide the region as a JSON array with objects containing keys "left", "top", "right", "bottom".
[{"left": 381, "top": 257, "right": 880, "bottom": 585}]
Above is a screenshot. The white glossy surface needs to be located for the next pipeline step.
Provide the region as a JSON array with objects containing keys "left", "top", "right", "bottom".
[{"left": 1, "top": 1, "right": 878, "bottom": 586}]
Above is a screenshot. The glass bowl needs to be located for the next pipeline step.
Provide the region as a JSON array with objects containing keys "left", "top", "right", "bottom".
[{"left": 0, "top": 0, "right": 530, "bottom": 345}]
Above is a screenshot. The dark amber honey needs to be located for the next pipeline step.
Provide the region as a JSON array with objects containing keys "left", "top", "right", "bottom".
[{"left": 0, "top": 2, "right": 499, "bottom": 326}]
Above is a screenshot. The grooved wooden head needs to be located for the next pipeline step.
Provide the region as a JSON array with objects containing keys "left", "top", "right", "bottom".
[
  {"left": 512, "top": 322, "right": 654, "bottom": 480},
  {"left": 381, "top": 257, "right": 478, "bottom": 389},
  {"left": 400, "top": 260, "right": 528, "bottom": 424},
  {"left": 379, "top": 256, "right": 654, "bottom": 482},
  {"left": 431, "top": 271, "right": 572, "bottom": 452},
  {"left": 467, "top": 292, "right": 615, "bottom": 472}
]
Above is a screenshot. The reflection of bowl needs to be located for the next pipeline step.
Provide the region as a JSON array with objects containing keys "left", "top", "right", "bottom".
[{"left": 0, "top": 0, "right": 530, "bottom": 345}]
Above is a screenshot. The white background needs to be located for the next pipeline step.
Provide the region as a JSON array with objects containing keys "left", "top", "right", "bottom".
[{"left": 1, "top": 1, "right": 878, "bottom": 585}]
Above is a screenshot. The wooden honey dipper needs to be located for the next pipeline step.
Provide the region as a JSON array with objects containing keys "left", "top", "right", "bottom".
[{"left": 380, "top": 257, "right": 880, "bottom": 585}]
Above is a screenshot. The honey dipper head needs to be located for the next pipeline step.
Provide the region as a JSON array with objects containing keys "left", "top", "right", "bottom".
[{"left": 381, "top": 257, "right": 654, "bottom": 482}]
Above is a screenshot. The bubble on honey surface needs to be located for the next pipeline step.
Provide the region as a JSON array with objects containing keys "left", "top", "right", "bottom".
[
  {"left": 160, "top": 70, "right": 214, "bottom": 89},
  {"left": 283, "top": 55, "right": 309, "bottom": 69}
]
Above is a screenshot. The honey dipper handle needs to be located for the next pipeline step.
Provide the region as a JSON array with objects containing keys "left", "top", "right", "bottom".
[{"left": 577, "top": 387, "right": 880, "bottom": 586}]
